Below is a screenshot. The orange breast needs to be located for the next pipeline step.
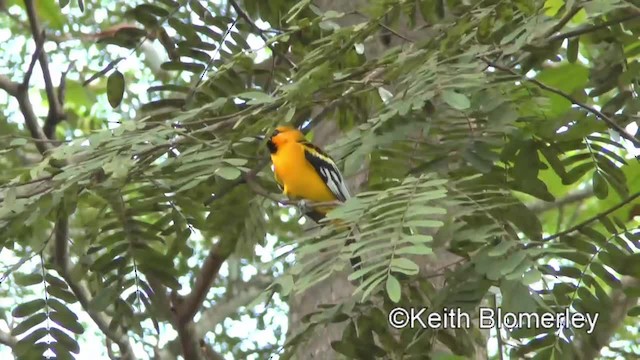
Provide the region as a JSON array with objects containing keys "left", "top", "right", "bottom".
[{"left": 271, "top": 143, "right": 336, "bottom": 203}]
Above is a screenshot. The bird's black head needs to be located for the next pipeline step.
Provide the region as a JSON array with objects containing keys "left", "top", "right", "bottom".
[{"left": 265, "top": 128, "right": 279, "bottom": 153}]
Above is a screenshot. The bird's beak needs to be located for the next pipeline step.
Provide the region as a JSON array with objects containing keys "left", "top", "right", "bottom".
[{"left": 254, "top": 135, "right": 266, "bottom": 141}]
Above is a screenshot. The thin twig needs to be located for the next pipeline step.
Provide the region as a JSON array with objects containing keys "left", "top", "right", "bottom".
[
  {"left": 187, "top": 17, "right": 239, "bottom": 104},
  {"left": 528, "top": 187, "right": 594, "bottom": 213},
  {"left": 22, "top": 30, "right": 45, "bottom": 86},
  {"left": 24, "top": 0, "right": 64, "bottom": 128},
  {"left": 540, "top": 191, "right": 640, "bottom": 242},
  {"left": 354, "top": 10, "right": 413, "bottom": 43},
  {"left": 423, "top": 258, "right": 467, "bottom": 280},
  {"left": 543, "top": 5, "right": 583, "bottom": 38},
  {"left": 548, "top": 11, "right": 640, "bottom": 43},
  {"left": 480, "top": 57, "right": 640, "bottom": 147}
]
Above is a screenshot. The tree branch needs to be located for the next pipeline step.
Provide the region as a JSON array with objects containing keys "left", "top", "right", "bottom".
[
  {"left": 540, "top": 191, "right": 640, "bottom": 242},
  {"left": 548, "top": 11, "right": 640, "bottom": 43},
  {"left": 158, "top": 279, "right": 268, "bottom": 359},
  {"left": 52, "top": 213, "right": 135, "bottom": 359},
  {"left": 543, "top": 5, "right": 582, "bottom": 38},
  {"left": 16, "top": 86, "right": 53, "bottom": 154},
  {"left": 195, "top": 284, "right": 266, "bottom": 339},
  {"left": 528, "top": 187, "right": 594, "bottom": 213},
  {"left": 575, "top": 277, "right": 640, "bottom": 360},
  {"left": 176, "top": 241, "right": 231, "bottom": 325},
  {"left": 0, "top": 75, "right": 19, "bottom": 97},
  {"left": 480, "top": 57, "right": 640, "bottom": 148},
  {"left": 22, "top": 30, "right": 45, "bottom": 87},
  {"left": 24, "top": 0, "right": 64, "bottom": 139},
  {"left": 0, "top": 25, "right": 53, "bottom": 155},
  {"left": 0, "top": 330, "right": 16, "bottom": 348}
]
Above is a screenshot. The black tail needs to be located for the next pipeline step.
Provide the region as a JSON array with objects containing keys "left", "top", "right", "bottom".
[{"left": 345, "top": 226, "right": 362, "bottom": 273}]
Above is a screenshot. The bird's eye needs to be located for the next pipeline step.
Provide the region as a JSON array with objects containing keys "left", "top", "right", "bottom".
[{"left": 271, "top": 129, "right": 280, "bottom": 138}]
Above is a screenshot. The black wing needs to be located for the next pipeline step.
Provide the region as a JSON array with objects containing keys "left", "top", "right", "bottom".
[{"left": 301, "top": 140, "right": 350, "bottom": 202}]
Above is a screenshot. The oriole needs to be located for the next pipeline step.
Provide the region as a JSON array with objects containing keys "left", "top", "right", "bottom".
[{"left": 261, "top": 125, "right": 361, "bottom": 270}]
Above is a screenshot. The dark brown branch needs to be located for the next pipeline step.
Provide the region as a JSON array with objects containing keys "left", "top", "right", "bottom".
[
  {"left": 481, "top": 57, "right": 640, "bottom": 148},
  {"left": 46, "top": 61, "right": 74, "bottom": 139},
  {"left": 16, "top": 85, "right": 53, "bottom": 154},
  {"left": 52, "top": 212, "right": 135, "bottom": 359},
  {"left": 354, "top": 10, "right": 413, "bottom": 43},
  {"left": 53, "top": 213, "right": 69, "bottom": 274},
  {"left": 548, "top": 11, "right": 640, "bottom": 43},
  {"left": 22, "top": 30, "right": 45, "bottom": 87},
  {"left": 24, "top": 0, "right": 64, "bottom": 138},
  {"left": 543, "top": 5, "right": 583, "bottom": 38},
  {"left": 200, "top": 339, "right": 225, "bottom": 360},
  {"left": 575, "top": 277, "right": 640, "bottom": 359},
  {"left": 0, "top": 13, "right": 52, "bottom": 154},
  {"left": 174, "top": 318, "right": 202, "bottom": 360},
  {"left": 177, "top": 242, "right": 230, "bottom": 325},
  {"left": 158, "top": 277, "right": 269, "bottom": 359},
  {"left": 0, "top": 75, "right": 19, "bottom": 97},
  {"left": 540, "top": 191, "right": 640, "bottom": 242}
]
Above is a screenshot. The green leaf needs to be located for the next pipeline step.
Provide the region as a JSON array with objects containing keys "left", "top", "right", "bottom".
[
  {"left": 592, "top": 170, "right": 609, "bottom": 199},
  {"left": 10, "top": 138, "right": 28, "bottom": 147},
  {"left": 49, "top": 311, "right": 84, "bottom": 334},
  {"left": 567, "top": 37, "right": 579, "bottom": 63},
  {"left": 13, "top": 272, "right": 44, "bottom": 286},
  {"left": 161, "top": 61, "right": 206, "bottom": 73},
  {"left": 396, "top": 244, "right": 433, "bottom": 255},
  {"left": 277, "top": 275, "right": 294, "bottom": 296},
  {"left": 135, "top": 4, "right": 169, "bottom": 17},
  {"left": 488, "top": 240, "right": 514, "bottom": 257},
  {"left": 50, "top": 327, "right": 80, "bottom": 354},
  {"left": 89, "top": 286, "right": 118, "bottom": 312},
  {"left": 12, "top": 299, "right": 46, "bottom": 318},
  {"left": 521, "top": 269, "right": 542, "bottom": 285},
  {"left": 535, "top": 63, "right": 589, "bottom": 116},
  {"left": 11, "top": 313, "right": 47, "bottom": 336},
  {"left": 107, "top": 71, "right": 125, "bottom": 108},
  {"left": 236, "top": 91, "right": 275, "bottom": 105},
  {"left": 14, "top": 328, "right": 48, "bottom": 356},
  {"left": 216, "top": 167, "right": 241, "bottom": 180},
  {"left": 442, "top": 90, "right": 470, "bottom": 110},
  {"left": 390, "top": 258, "right": 419, "bottom": 275},
  {"left": 385, "top": 275, "right": 401, "bottom": 303},
  {"left": 37, "top": 0, "right": 66, "bottom": 30},
  {"left": 47, "top": 285, "right": 77, "bottom": 304}
]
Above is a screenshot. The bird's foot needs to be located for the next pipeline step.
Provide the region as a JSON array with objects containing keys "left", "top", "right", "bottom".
[{"left": 296, "top": 199, "right": 310, "bottom": 214}]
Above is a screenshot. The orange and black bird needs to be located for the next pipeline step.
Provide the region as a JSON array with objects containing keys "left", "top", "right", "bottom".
[{"left": 261, "top": 126, "right": 361, "bottom": 271}]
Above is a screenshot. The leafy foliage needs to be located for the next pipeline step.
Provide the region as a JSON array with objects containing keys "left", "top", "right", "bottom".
[{"left": 1, "top": 0, "right": 640, "bottom": 358}]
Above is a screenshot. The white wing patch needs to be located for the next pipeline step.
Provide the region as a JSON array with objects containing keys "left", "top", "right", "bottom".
[
  {"left": 320, "top": 166, "right": 350, "bottom": 202},
  {"left": 303, "top": 142, "right": 350, "bottom": 202}
]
